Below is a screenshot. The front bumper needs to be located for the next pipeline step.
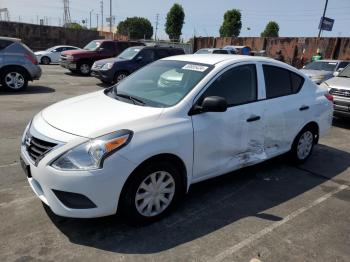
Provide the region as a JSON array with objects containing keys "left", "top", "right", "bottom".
[
  {"left": 20, "top": 126, "right": 137, "bottom": 218},
  {"left": 60, "top": 60, "right": 77, "bottom": 70},
  {"left": 333, "top": 96, "right": 350, "bottom": 117},
  {"left": 91, "top": 69, "right": 114, "bottom": 83}
]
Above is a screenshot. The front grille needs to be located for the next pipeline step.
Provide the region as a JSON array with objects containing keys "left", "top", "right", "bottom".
[
  {"left": 329, "top": 88, "right": 350, "bottom": 98},
  {"left": 26, "top": 136, "right": 57, "bottom": 163}
]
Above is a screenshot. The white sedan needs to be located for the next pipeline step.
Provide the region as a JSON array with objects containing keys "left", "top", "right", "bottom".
[
  {"left": 35, "top": 45, "right": 80, "bottom": 65},
  {"left": 20, "top": 55, "right": 333, "bottom": 224}
]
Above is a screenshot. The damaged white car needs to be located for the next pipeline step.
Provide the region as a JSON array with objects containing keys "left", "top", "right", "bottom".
[{"left": 20, "top": 54, "right": 333, "bottom": 223}]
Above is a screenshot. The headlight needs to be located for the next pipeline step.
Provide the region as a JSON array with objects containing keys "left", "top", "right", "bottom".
[
  {"left": 101, "top": 62, "right": 114, "bottom": 71},
  {"left": 51, "top": 130, "right": 133, "bottom": 171},
  {"left": 66, "top": 55, "right": 74, "bottom": 61},
  {"left": 21, "top": 121, "right": 32, "bottom": 145}
]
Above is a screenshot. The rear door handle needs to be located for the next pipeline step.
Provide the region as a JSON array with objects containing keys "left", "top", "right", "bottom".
[
  {"left": 299, "top": 105, "right": 309, "bottom": 111},
  {"left": 246, "top": 115, "right": 261, "bottom": 122}
]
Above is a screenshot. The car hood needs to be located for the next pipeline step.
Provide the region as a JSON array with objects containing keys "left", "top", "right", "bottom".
[
  {"left": 41, "top": 91, "right": 164, "bottom": 138},
  {"left": 35, "top": 51, "right": 48, "bottom": 56},
  {"left": 62, "top": 49, "right": 97, "bottom": 56},
  {"left": 300, "top": 69, "right": 332, "bottom": 78},
  {"left": 94, "top": 57, "right": 125, "bottom": 65},
  {"left": 324, "top": 77, "right": 350, "bottom": 89}
]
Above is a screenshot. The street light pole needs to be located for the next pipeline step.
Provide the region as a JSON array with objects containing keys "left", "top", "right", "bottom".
[{"left": 318, "top": 0, "right": 329, "bottom": 38}]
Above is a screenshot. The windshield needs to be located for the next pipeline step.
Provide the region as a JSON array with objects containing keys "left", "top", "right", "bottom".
[
  {"left": 83, "top": 40, "right": 101, "bottom": 51},
  {"left": 338, "top": 65, "right": 350, "bottom": 78},
  {"left": 109, "top": 60, "right": 213, "bottom": 107},
  {"left": 304, "top": 61, "right": 337, "bottom": 71},
  {"left": 118, "top": 47, "right": 142, "bottom": 60}
]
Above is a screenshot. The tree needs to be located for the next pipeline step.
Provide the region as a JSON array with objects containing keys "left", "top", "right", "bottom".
[
  {"left": 165, "top": 3, "right": 185, "bottom": 42},
  {"left": 219, "top": 9, "right": 242, "bottom": 37},
  {"left": 117, "top": 17, "right": 153, "bottom": 39},
  {"left": 261, "top": 21, "right": 279, "bottom": 37},
  {"left": 65, "top": 23, "right": 85, "bottom": 30}
]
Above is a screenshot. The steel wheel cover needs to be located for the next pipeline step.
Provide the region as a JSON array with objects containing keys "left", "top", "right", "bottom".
[{"left": 135, "top": 171, "right": 175, "bottom": 217}]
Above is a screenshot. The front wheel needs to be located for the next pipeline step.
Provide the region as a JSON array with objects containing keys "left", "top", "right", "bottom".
[
  {"left": 120, "top": 161, "right": 183, "bottom": 224},
  {"left": 78, "top": 62, "right": 91, "bottom": 75},
  {"left": 41, "top": 56, "right": 51, "bottom": 65},
  {"left": 1, "top": 69, "right": 28, "bottom": 91},
  {"left": 290, "top": 128, "right": 316, "bottom": 164},
  {"left": 113, "top": 71, "right": 128, "bottom": 84}
]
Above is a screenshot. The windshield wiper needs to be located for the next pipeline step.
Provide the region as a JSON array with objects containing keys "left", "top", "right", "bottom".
[{"left": 115, "top": 93, "right": 146, "bottom": 106}]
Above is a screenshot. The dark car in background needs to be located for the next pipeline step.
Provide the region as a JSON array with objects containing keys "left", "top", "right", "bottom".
[
  {"left": 91, "top": 46, "right": 185, "bottom": 84},
  {"left": 60, "top": 39, "right": 144, "bottom": 75},
  {"left": 0, "top": 36, "right": 41, "bottom": 91}
]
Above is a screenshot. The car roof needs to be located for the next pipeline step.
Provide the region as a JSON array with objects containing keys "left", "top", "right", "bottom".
[
  {"left": 0, "top": 36, "right": 21, "bottom": 42},
  {"left": 163, "top": 54, "right": 275, "bottom": 65}
]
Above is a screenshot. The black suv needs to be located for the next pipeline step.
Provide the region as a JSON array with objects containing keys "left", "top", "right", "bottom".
[{"left": 91, "top": 45, "right": 185, "bottom": 84}]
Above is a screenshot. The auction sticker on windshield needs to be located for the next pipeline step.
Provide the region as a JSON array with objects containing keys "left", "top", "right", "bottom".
[{"left": 182, "top": 64, "right": 208, "bottom": 72}]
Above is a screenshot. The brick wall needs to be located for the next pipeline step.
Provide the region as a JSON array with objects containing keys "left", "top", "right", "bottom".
[
  {"left": 0, "top": 21, "right": 103, "bottom": 51},
  {"left": 194, "top": 37, "right": 350, "bottom": 67}
]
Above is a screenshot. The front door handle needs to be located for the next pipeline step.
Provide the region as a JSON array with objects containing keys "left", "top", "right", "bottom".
[
  {"left": 246, "top": 115, "right": 261, "bottom": 122},
  {"left": 299, "top": 105, "right": 309, "bottom": 111}
]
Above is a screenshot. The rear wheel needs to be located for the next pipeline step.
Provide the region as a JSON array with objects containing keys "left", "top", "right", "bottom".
[
  {"left": 120, "top": 161, "right": 183, "bottom": 224},
  {"left": 1, "top": 68, "right": 28, "bottom": 91},
  {"left": 78, "top": 62, "right": 91, "bottom": 75},
  {"left": 290, "top": 127, "right": 316, "bottom": 163},
  {"left": 41, "top": 56, "right": 51, "bottom": 65}
]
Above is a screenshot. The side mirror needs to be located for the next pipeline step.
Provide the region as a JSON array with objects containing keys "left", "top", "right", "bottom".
[
  {"left": 52, "top": 49, "right": 57, "bottom": 53},
  {"left": 302, "top": 66, "right": 306, "bottom": 69},
  {"left": 333, "top": 71, "right": 339, "bottom": 77},
  {"left": 136, "top": 56, "right": 143, "bottom": 62},
  {"left": 189, "top": 96, "right": 227, "bottom": 115}
]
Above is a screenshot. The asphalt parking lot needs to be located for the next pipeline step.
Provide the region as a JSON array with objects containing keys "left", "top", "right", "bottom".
[{"left": 0, "top": 65, "right": 350, "bottom": 262}]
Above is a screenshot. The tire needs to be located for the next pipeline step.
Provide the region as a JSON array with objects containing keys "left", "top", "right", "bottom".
[
  {"left": 120, "top": 161, "right": 183, "bottom": 224},
  {"left": 1, "top": 68, "right": 28, "bottom": 91},
  {"left": 78, "top": 62, "right": 91, "bottom": 76},
  {"left": 290, "top": 127, "right": 316, "bottom": 164},
  {"left": 113, "top": 71, "right": 128, "bottom": 84},
  {"left": 41, "top": 56, "right": 51, "bottom": 65}
]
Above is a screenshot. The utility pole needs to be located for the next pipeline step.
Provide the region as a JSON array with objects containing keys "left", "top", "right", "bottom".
[
  {"left": 89, "top": 9, "right": 94, "bottom": 29},
  {"left": 318, "top": 0, "right": 329, "bottom": 38},
  {"left": 96, "top": 13, "right": 99, "bottom": 30},
  {"left": 109, "top": 0, "right": 112, "bottom": 33},
  {"left": 155, "top": 13, "right": 159, "bottom": 42},
  {"left": 100, "top": 0, "right": 104, "bottom": 31}
]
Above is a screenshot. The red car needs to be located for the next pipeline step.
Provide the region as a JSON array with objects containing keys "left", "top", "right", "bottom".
[{"left": 60, "top": 39, "right": 144, "bottom": 75}]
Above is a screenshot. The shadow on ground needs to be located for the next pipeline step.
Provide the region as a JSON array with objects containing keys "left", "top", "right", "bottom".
[
  {"left": 0, "top": 85, "right": 55, "bottom": 95},
  {"left": 46, "top": 144, "right": 350, "bottom": 254},
  {"left": 333, "top": 117, "right": 350, "bottom": 130}
]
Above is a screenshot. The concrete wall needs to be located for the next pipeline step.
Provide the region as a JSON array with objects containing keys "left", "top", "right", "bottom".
[
  {"left": 194, "top": 37, "right": 350, "bottom": 67},
  {"left": 0, "top": 21, "right": 103, "bottom": 51}
]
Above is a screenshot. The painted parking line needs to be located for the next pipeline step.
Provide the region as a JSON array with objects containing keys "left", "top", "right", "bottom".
[
  {"left": 210, "top": 184, "right": 348, "bottom": 262},
  {"left": 0, "top": 162, "right": 19, "bottom": 169}
]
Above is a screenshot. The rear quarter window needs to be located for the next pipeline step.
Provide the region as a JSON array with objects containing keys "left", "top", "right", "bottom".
[{"left": 0, "top": 40, "right": 13, "bottom": 51}]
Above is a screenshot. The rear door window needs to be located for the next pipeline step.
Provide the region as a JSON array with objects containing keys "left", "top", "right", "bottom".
[
  {"left": 155, "top": 49, "right": 169, "bottom": 59},
  {"left": 263, "top": 65, "right": 304, "bottom": 99}
]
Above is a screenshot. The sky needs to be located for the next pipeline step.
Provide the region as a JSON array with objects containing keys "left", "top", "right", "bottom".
[{"left": 1, "top": 0, "right": 350, "bottom": 40}]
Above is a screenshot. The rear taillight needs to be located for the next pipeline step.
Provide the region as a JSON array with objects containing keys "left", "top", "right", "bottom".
[
  {"left": 26, "top": 55, "right": 38, "bottom": 65},
  {"left": 324, "top": 93, "right": 333, "bottom": 102}
]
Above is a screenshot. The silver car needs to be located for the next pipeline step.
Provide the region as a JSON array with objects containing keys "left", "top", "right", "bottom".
[
  {"left": 0, "top": 37, "right": 41, "bottom": 91},
  {"left": 321, "top": 64, "right": 350, "bottom": 118},
  {"left": 300, "top": 60, "right": 350, "bottom": 85}
]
